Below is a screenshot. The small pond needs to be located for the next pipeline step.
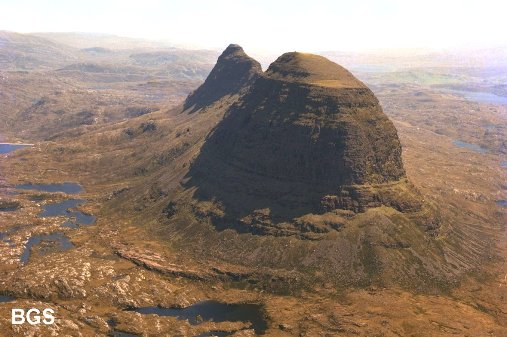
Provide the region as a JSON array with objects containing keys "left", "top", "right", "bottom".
[
  {"left": 0, "top": 206, "right": 18, "bottom": 212},
  {"left": 40, "top": 199, "right": 96, "bottom": 228},
  {"left": 0, "top": 295, "right": 15, "bottom": 303},
  {"left": 20, "top": 232, "right": 74, "bottom": 264},
  {"left": 452, "top": 140, "right": 488, "bottom": 154},
  {"left": 0, "top": 143, "right": 32, "bottom": 154},
  {"left": 130, "top": 300, "right": 267, "bottom": 335},
  {"left": 0, "top": 203, "right": 19, "bottom": 212},
  {"left": 496, "top": 200, "right": 507, "bottom": 207}
]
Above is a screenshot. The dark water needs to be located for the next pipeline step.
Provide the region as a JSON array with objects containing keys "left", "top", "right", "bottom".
[
  {"left": 16, "top": 183, "right": 83, "bottom": 194},
  {"left": 20, "top": 232, "right": 74, "bottom": 264},
  {"left": 502, "top": 162, "right": 507, "bottom": 168},
  {"left": 496, "top": 200, "right": 507, "bottom": 207},
  {"left": 16, "top": 183, "right": 95, "bottom": 228},
  {"left": 0, "top": 295, "right": 15, "bottom": 303},
  {"left": 0, "top": 144, "right": 31, "bottom": 154},
  {"left": 452, "top": 140, "right": 488, "bottom": 154},
  {"left": 40, "top": 199, "right": 96, "bottom": 227},
  {"left": 130, "top": 301, "right": 267, "bottom": 335},
  {"left": 0, "top": 205, "right": 18, "bottom": 212}
]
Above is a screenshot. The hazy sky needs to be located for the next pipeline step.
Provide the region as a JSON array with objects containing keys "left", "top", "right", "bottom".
[{"left": 0, "top": 0, "right": 505, "bottom": 53}]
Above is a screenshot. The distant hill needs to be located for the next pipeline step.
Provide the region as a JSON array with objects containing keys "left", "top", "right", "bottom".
[
  {"left": 0, "top": 31, "right": 218, "bottom": 79},
  {"left": 32, "top": 32, "right": 175, "bottom": 50},
  {"left": 0, "top": 31, "right": 219, "bottom": 140},
  {"left": 0, "top": 31, "right": 80, "bottom": 69},
  {"left": 323, "top": 46, "right": 507, "bottom": 71}
]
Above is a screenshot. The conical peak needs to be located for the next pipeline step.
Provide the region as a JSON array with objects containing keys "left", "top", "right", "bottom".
[
  {"left": 266, "top": 52, "right": 366, "bottom": 89},
  {"left": 221, "top": 44, "right": 244, "bottom": 56},
  {"left": 217, "top": 44, "right": 256, "bottom": 64},
  {"left": 212, "top": 44, "right": 261, "bottom": 74},
  {"left": 183, "top": 44, "right": 261, "bottom": 111},
  {"left": 226, "top": 43, "right": 242, "bottom": 49}
]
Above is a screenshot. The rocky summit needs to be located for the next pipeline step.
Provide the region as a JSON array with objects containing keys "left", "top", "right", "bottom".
[
  {"left": 185, "top": 48, "right": 435, "bottom": 237},
  {"left": 183, "top": 44, "right": 262, "bottom": 112}
]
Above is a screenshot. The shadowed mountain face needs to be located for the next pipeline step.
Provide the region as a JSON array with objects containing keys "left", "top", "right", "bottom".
[
  {"left": 202, "top": 52, "right": 406, "bottom": 186},
  {"left": 183, "top": 44, "right": 262, "bottom": 111},
  {"left": 185, "top": 50, "right": 428, "bottom": 236}
]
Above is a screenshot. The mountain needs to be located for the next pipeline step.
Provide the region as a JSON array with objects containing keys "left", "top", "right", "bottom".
[
  {"left": 185, "top": 51, "right": 434, "bottom": 238},
  {"left": 116, "top": 45, "right": 456, "bottom": 289}
]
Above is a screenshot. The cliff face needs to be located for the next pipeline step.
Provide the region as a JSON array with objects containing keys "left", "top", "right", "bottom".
[
  {"left": 183, "top": 44, "right": 262, "bottom": 111},
  {"left": 183, "top": 49, "right": 434, "bottom": 238},
  {"left": 204, "top": 52, "right": 406, "bottom": 186}
]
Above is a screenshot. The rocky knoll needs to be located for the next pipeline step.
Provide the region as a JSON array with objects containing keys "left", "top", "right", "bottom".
[
  {"left": 183, "top": 44, "right": 262, "bottom": 112},
  {"left": 185, "top": 51, "right": 434, "bottom": 237}
]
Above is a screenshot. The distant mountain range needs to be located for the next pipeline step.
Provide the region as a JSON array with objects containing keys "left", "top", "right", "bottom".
[{"left": 0, "top": 30, "right": 218, "bottom": 72}]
